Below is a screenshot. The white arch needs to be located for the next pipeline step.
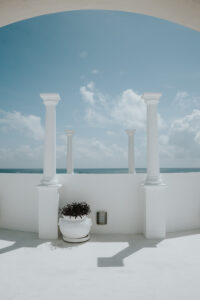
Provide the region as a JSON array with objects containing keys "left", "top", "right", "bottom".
[{"left": 0, "top": 0, "right": 200, "bottom": 31}]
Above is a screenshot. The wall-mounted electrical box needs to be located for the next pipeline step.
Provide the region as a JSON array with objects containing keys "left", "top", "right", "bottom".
[{"left": 96, "top": 211, "right": 107, "bottom": 225}]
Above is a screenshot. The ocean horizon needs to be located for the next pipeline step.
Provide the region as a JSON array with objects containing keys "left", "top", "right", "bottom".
[{"left": 1, "top": 168, "right": 200, "bottom": 174}]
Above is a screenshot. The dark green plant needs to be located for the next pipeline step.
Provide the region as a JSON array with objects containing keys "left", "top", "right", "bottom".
[{"left": 60, "top": 202, "right": 91, "bottom": 218}]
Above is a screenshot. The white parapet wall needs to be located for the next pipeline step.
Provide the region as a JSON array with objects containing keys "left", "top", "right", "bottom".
[
  {"left": 58, "top": 174, "right": 145, "bottom": 234},
  {"left": 164, "top": 173, "right": 200, "bottom": 232},
  {"left": 0, "top": 173, "right": 200, "bottom": 234}
]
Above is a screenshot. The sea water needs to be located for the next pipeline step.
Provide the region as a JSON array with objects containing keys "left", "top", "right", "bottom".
[{"left": 0, "top": 168, "right": 200, "bottom": 173}]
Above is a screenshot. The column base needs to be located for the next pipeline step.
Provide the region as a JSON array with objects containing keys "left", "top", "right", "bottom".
[
  {"left": 145, "top": 175, "right": 163, "bottom": 186},
  {"left": 143, "top": 184, "right": 167, "bottom": 239},
  {"left": 128, "top": 170, "right": 136, "bottom": 174},
  {"left": 37, "top": 184, "right": 62, "bottom": 239},
  {"left": 40, "top": 175, "right": 59, "bottom": 186}
]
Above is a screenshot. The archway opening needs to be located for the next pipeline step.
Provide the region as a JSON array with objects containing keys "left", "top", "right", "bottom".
[{"left": 0, "top": 10, "right": 200, "bottom": 172}]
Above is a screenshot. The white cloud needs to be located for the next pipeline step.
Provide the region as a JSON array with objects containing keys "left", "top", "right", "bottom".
[
  {"left": 160, "top": 109, "right": 200, "bottom": 165},
  {"left": 106, "top": 130, "right": 116, "bottom": 136},
  {"left": 80, "top": 82, "right": 95, "bottom": 105},
  {"left": 85, "top": 107, "right": 111, "bottom": 126},
  {"left": 0, "top": 110, "right": 44, "bottom": 140},
  {"left": 174, "top": 91, "right": 190, "bottom": 111},
  {"left": 174, "top": 91, "right": 200, "bottom": 111},
  {"left": 87, "top": 82, "right": 94, "bottom": 89},
  {"left": 111, "top": 89, "right": 166, "bottom": 130},
  {"left": 73, "top": 136, "right": 127, "bottom": 168},
  {"left": 159, "top": 134, "right": 169, "bottom": 145},
  {"left": 171, "top": 109, "right": 200, "bottom": 137},
  {"left": 56, "top": 135, "right": 128, "bottom": 168},
  {"left": 80, "top": 82, "right": 108, "bottom": 108},
  {"left": 80, "top": 84, "right": 165, "bottom": 130},
  {"left": 91, "top": 69, "right": 99, "bottom": 74},
  {"left": 175, "top": 91, "right": 189, "bottom": 101},
  {"left": 111, "top": 89, "right": 145, "bottom": 129},
  {"left": 158, "top": 92, "right": 200, "bottom": 165},
  {"left": 0, "top": 145, "right": 43, "bottom": 168},
  {"left": 80, "top": 82, "right": 111, "bottom": 126},
  {"left": 79, "top": 51, "right": 88, "bottom": 59}
]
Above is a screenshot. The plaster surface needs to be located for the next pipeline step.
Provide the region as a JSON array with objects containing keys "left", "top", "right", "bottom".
[
  {"left": 1, "top": 173, "right": 200, "bottom": 234},
  {"left": 1, "top": 0, "right": 200, "bottom": 31},
  {"left": 0, "top": 229, "right": 200, "bottom": 300}
]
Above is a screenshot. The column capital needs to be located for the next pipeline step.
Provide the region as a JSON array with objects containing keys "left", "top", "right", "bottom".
[
  {"left": 40, "top": 93, "right": 61, "bottom": 106},
  {"left": 65, "top": 129, "right": 75, "bottom": 136},
  {"left": 142, "top": 93, "right": 162, "bottom": 105},
  {"left": 126, "top": 129, "right": 136, "bottom": 136}
]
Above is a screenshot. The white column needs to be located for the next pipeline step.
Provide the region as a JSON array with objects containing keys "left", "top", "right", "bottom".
[
  {"left": 66, "top": 130, "right": 74, "bottom": 174},
  {"left": 37, "top": 93, "right": 61, "bottom": 240},
  {"left": 142, "top": 93, "right": 167, "bottom": 239},
  {"left": 126, "top": 129, "right": 136, "bottom": 174},
  {"left": 142, "top": 93, "right": 162, "bottom": 185},
  {"left": 40, "top": 93, "right": 60, "bottom": 186}
]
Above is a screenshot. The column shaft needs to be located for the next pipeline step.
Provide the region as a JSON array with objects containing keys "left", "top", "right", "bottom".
[
  {"left": 143, "top": 93, "right": 162, "bottom": 185},
  {"left": 146, "top": 103, "right": 160, "bottom": 183},
  {"left": 126, "top": 129, "right": 136, "bottom": 174},
  {"left": 66, "top": 130, "right": 74, "bottom": 174},
  {"left": 40, "top": 93, "right": 60, "bottom": 185},
  {"left": 43, "top": 105, "right": 57, "bottom": 182}
]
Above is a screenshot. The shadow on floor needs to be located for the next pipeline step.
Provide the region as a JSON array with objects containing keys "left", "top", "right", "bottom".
[
  {"left": 0, "top": 229, "right": 45, "bottom": 254},
  {"left": 97, "top": 229, "right": 200, "bottom": 267},
  {"left": 97, "top": 236, "right": 162, "bottom": 267},
  {"left": 0, "top": 229, "right": 79, "bottom": 255},
  {"left": 1, "top": 229, "right": 200, "bottom": 260}
]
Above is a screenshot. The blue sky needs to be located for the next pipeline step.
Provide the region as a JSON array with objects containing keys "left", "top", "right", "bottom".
[{"left": 0, "top": 10, "right": 200, "bottom": 168}]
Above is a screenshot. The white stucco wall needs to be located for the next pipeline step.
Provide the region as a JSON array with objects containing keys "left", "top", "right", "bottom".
[
  {"left": 164, "top": 173, "right": 200, "bottom": 232},
  {"left": 58, "top": 174, "right": 145, "bottom": 234},
  {"left": 0, "top": 174, "right": 40, "bottom": 232},
  {"left": 0, "top": 173, "right": 200, "bottom": 234}
]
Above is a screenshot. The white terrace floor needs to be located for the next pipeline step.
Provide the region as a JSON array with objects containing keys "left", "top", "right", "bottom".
[{"left": 1, "top": 229, "right": 200, "bottom": 300}]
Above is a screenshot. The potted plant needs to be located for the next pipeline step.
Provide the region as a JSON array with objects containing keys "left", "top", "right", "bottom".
[{"left": 58, "top": 202, "right": 92, "bottom": 243}]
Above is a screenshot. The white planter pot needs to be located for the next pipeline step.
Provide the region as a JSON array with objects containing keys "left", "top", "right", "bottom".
[{"left": 59, "top": 215, "right": 92, "bottom": 243}]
